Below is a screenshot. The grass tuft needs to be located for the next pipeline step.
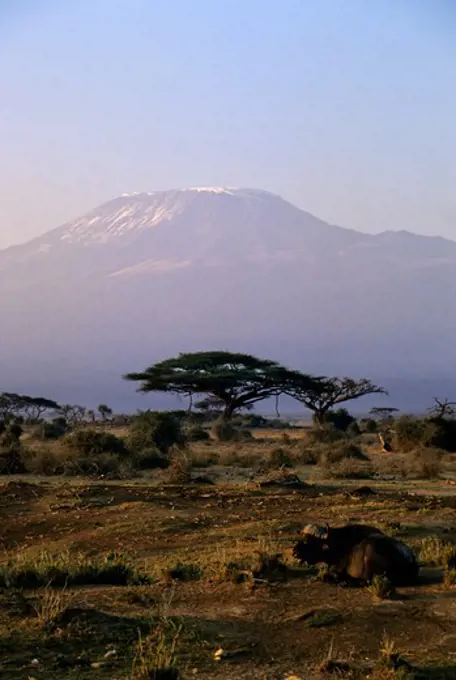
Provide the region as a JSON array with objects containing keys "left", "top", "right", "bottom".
[{"left": 0, "top": 550, "right": 150, "bottom": 589}]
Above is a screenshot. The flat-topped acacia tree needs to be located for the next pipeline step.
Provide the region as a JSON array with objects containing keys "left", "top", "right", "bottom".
[
  {"left": 285, "top": 375, "right": 387, "bottom": 427},
  {"left": 124, "top": 351, "right": 318, "bottom": 422}
]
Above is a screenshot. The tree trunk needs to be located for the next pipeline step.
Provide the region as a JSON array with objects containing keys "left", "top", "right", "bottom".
[
  {"left": 313, "top": 409, "right": 327, "bottom": 428},
  {"left": 211, "top": 401, "right": 236, "bottom": 441}
]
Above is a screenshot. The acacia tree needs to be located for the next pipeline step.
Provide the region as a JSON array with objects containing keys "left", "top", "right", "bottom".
[
  {"left": 98, "top": 404, "right": 113, "bottom": 422},
  {"left": 285, "top": 375, "right": 387, "bottom": 427},
  {"left": 0, "top": 393, "right": 60, "bottom": 422},
  {"left": 428, "top": 398, "right": 456, "bottom": 420},
  {"left": 124, "top": 351, "right": 317, "bottom": 422}
]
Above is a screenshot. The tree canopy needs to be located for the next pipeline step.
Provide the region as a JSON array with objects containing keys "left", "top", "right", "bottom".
[
  {"left": 284, "top": 375, "right": 387, "bottom": 426},
  {"left": 0, "top": 393, "right": 60, "bottom": 422},
  {"left": 124, "top": 351, "right": 317, "bottom": 420}
]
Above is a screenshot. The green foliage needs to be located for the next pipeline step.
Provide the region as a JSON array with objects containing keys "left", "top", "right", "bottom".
[
  {"left": 0, "top": 420, "right": 25, "bottom": 473},
  {"left": 359, "top": 418, "right": 378, "bottom": 433},
  {"left": 394, "top": 414, "right": 456, "bottom": 453},
  {"left": 394, "top": 415, "right": 438, "bottom": 452},
  {"left": 32, "top": 419, "right": 68, "bottom": 441},
  {"left": 0, "top": 392, "right": 60, "bottom": 422},
  {"left": 324, "top": 407, "right": 358, "bottom": 432},
  {"left": 129, "top": 411, "right": 185, "bottom": 454},
  {"left": 98, "top": 403, "right": 113, "bottom": 420},
  {"left": 125, "top": 350, "right": 317, "bottom": 421},
  {"left": 285, "top": 376, "right": 387, "bottom": 426},
  {"left": 185, "top": 425, "right": 210, "bottom": 442},
  {"left": 64, "top": 428, "right": 128, "bottom": 456},
  {"left": 367, "top": 575, "right": 396, "bottom": 600},
  {"left": 132, "top": 447, "right": 170, "bottom": 470}
]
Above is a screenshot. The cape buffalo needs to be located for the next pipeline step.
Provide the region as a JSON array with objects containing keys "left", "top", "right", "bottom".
[{"left": 293, "top": 523, "right": 418, "bottom": 586}]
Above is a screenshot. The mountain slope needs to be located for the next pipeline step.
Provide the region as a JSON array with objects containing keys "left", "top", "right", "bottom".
[{"left": 0, "top": 187, "right": 455, "bottom": 410}]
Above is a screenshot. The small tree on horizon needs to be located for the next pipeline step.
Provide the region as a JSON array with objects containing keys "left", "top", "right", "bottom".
[
  {"left": 98, "top": 404, "right": 113, "bottom": 422},
  {"left": 285, "top": 375, "right": 387, "bottom": 427}
]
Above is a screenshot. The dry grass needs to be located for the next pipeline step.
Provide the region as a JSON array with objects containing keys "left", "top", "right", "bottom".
[
  {"left": 32, "top": 586, "right": 77, "bottom": 628},
  {"left": 129, "top": 623, "right": 182, "bottom": 679},
  {"left": 3, "top": 428, "right": 456, "bottom": 679}
]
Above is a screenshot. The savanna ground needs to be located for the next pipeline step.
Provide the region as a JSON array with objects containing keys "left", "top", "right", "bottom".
[{"left": 2, "top": 428, "right": 456, "bottom": 679}]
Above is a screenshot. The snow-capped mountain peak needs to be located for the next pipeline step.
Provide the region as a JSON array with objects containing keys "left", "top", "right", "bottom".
[{"left": 47, "top": 187, "right": 279, "bottom": 246}]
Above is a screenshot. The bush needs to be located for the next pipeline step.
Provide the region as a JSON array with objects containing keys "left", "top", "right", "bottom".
[
  {"left": 132, "top": 447, "right": 170, "bottom": 470},
  {"left": 428, "top": 417, "right": 456, "bottom": 453},
  {"left": 294, "top": 445, "right": 319, "bottom": 465},
  {"left": 32, "top": 419, "right": 68, "bottom": 441},
  {"left": 319, "top": 441, "right": 369, "bottom": 467},
  {"left": 323, "top": 458, "right": 373, "bottom": 479},
  {"left": 417, "top": 537, "right": 456, "bottom": 567},
  {"left": 165, "top": 452, "right": 193, "bottom": 484},
  {"left": 186, "top": 426, "right": 210, "bottom": 442},
  {"left": 210, "top": 420, "right": 253, "bottom": 442},
  {"left": 71, "top": 452, "right": 133, "bottom": 478},
  {"left": 367, "top": 575, "right": 396, "bottom": 600},
  {"left": 0, "top": 421, "right": 26, "bottom": 473},
  {"left": 408, "top": 447, "right": 443, "bottom": 479},
  {"left": 64, "top": 429, "right": 128, "bottom": 456},
  {"left": 22, "top": 446, "right": 69, "bottom": 475},
  {"left": 306, "top": 425, "right": 346, "bottom": 445},
  {"left": 267, "top": 447, "right": 295, "bottom": 469},
  {"left": 324, "top": 408, "right": 358, "bottom": 432},
  {"left": 394, "top": 416, "right": 438, "bottom": 452},
  {"left": 359, "top": 418, "right": 378, "bottom": 433},
  {"left": 129, "top": 412, "right": 185, "bottom": 454}
]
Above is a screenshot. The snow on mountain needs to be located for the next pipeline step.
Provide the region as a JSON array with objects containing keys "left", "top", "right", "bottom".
[
  {"left": 36, "top": 187, "right": 282, "bottom": 247},
  {"left": 1, "top": 187, "right": 456, "bottom": 410}
]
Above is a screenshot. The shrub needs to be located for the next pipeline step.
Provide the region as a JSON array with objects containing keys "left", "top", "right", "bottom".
[
  {"left": 129, "top": 412, "right": 185, "bottom": 454},
  {"left": 267, "top": 447, "right": 295, "bottom": 469},
  {"left": 324, "top": 458, "right": 373, "bottom": 479},
  {"left": 132, "top": 447, "right": 170, "bottom": 470},
  {"left": 167, "top": 562, "right": 202, "bottom": 581},
  {"left": 296, "top": 447, "right": 319, "bottom": 465},
  {"left": 319, "top": 441, "right": 368, "bottom": 467},
  {"left": 367, "top": 575, "right": 396, "bottom": 600},
  {"left": 0, "top": 421, "right": 26, "bottom": 473},
  {"left": 324, "top": 408, "right": 358, "bottom": 432},
  {"left": 72, "top": 451, "right": 133, "bottom": 478},
  {"left": 373, "top": 455, "right": 408, "bottom": 479},
  {"left": 186, "top": 426, "right": 210, "bottom": 442},
  {"left": 394, "top": 416, "right": 438, "bottom": 452},
  {"left": 211, "top": 420, "right": 238, "bottom": 441},
  {"left": 32, "top": 419, "right": 68, "bottom": 441},
  {"left": 417, "top": 536, "right": 456, "bottom": 567},
  {"left": 64, "top": 429, "right": 128, "bottom": 456},
  {"left": 21, "top": 446, "right": 69, "bottom": 475},
  {"left": 307, "top": 424, "right": 345, "bottom": 445},
  {"left": 428, "top": 416, "right": 456, "bottom": 453},
  {"left": 408, "top": 447, "right": 443, "bottom": 479},
  {"left": 359, "top": 418, "right": 378, "bottom": 433},
  {"left": 165, "top": 452, "right": 193, "bottom": 484}
]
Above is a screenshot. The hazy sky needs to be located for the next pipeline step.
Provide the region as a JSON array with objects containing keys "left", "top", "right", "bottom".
[{"left": 1, "top": 0, "right": 455, "bottom": 249}]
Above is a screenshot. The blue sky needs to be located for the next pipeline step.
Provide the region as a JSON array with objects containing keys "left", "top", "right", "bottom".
[{"left": 0, "top": 0, "right": 455, "bottom": 247}]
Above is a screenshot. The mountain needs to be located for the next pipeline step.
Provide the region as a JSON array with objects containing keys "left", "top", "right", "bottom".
[{"left": 1, "top": 186, "right": 455, "bottom": 412}]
